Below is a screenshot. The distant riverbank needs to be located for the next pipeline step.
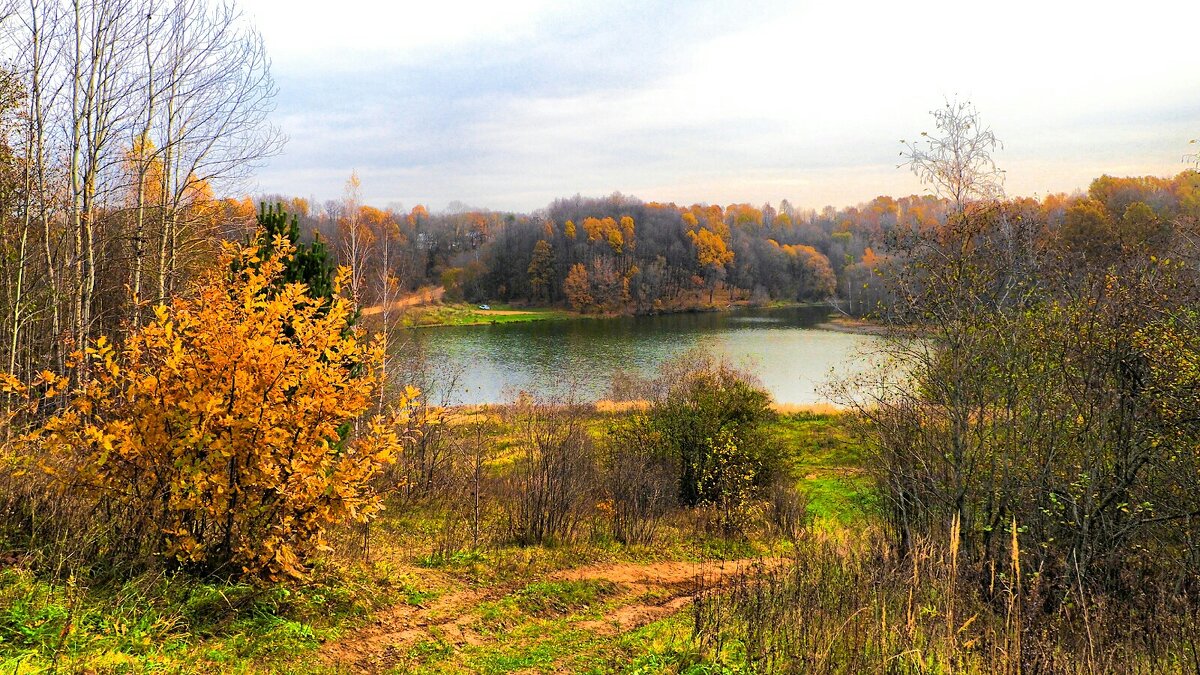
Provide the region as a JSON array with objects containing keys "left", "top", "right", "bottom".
[
  {"left": 394, "top": 303, "right": 577, "bottom": 328},
  {"left": 815, "top": 315, "right": 890, "bottom": 336},
  {"left": 374, "top": 295, "right": 834, "bottom": 330}
]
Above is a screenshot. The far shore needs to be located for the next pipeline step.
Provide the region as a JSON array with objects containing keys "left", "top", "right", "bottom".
[
  {"left": 436, "top": 399, "right": 848, "bottom": 418},
  {"left": 815, "top": 315, "right": 890, "bottom": 336},
  {"left": 361, "top": 291, "right": 837, "bottom": 330}
]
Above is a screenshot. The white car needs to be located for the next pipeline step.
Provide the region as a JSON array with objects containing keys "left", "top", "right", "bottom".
[{"left": 478, "top": 304, "right": 491, "bottom": 310}]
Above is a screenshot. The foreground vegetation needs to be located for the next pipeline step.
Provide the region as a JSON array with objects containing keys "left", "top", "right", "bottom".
[
  {"left": 6, "top": 404, "right": 1195, "bottom": 673},
  {"left": 0, "top": 404, "right": 869, "bottom": 673}
]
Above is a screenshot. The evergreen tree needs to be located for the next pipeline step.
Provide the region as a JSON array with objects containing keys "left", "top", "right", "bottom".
[{"left": 254, "top": 201, "right": 337, "bottom": 302}]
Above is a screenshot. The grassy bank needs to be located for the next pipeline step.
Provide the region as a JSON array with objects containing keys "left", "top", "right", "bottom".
[
  {"left": 397, "top": 303, "right": 577, "bottom": 328},
  {"left": 383, "top": 291, "right": 828, "bottom": 330}
]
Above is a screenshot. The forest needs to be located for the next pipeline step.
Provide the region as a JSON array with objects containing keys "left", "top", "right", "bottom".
[
  {"left": 247, "top": 168, "right": 1200, "bottom": 322},
  {"left": 0, "top": 0, "right": 1199, "bottom": 673}
]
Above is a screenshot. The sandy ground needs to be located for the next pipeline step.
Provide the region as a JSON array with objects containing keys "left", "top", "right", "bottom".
[{"left": 815, "top": 316, "right": 890, "bottom": 336}]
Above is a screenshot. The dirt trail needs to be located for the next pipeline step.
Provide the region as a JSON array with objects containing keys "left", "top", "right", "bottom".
[
  {"left": 559, "top": 557, "right": 785, "bottom": 635},
  {"left": 318, "top": 557, "right": 784, "bottom": 672},
  {"left": 359, "top": 286, "right": 444, "bottom": 317},
  {"left": 319, "top": 585, "right": 493, "bottom": 673},
  {"left": 555, "top": 557, "right": 779, "bottom": 586}
]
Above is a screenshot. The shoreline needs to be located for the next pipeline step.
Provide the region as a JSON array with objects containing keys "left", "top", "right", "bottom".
[
  {"left": 814, "top": 315, "right": 891, "bottom": 336},
  {"left": 394, "top": 298, "right": 833, "bottom": 330},
  {"left": 435, "top": 399, "right": 849, "bottom": 416}
]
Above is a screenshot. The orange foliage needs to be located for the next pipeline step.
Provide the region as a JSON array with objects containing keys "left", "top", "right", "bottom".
[
  {"left": 725, "top": 203, "right": 763, "bottom": 229},
  {"left": 406, "top": 204, "right": 429, "bottom": 227},
  {"left": 687, "top": 227, "right": 734, "bottom": 270},
  {"left": 25, "top": 238, "right": 414, "bottom": 579},
  {"left": 582, "top": 216, "right": 626, "bottom": 254},
  {"left": 563, "top": 262, "right": 592, "bottom": 310}
]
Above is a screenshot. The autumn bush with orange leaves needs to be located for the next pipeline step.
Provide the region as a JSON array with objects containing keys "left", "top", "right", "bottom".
[{"left": 2, "top": 236, "right": 415, "bottom": 580}]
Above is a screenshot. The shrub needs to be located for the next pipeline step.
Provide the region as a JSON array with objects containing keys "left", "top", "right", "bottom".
[
  {"left": 608, "top": 350, "right": 784, "bottom": 537},
  {"left": 21, "top": 237, "right": 414, "bottom": 580},
  {"left": 603, "top": 416, "right": 674, "bottom": 545},
  {"left": 502, "top": 398, "right": 595, "bottom": 546},
  {"left": 647, "top": 353, "right": 778, "bottom": 508}
]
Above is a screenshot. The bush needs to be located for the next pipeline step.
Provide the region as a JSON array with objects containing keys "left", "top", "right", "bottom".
[
  {"left": 647, "top": 353, "right": 779, "bottom": 509},
  {"left": 18, "top": 238, "right": 413, "bottom": 580},
  {"left": 502, "top": 398, "right": 596, "bottom": 546},
  {"left": 609, "top": 350, "right": 784, "bottom": 537},
  {"left": 603, "top": 416, "right": 674, "bottom": 545}
]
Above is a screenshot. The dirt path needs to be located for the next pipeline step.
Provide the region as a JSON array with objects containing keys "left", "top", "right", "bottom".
[
  {"left": 359, "top": 286, "right": 444, "bottom": 317},
  {"left": 559, "top": 558, "right": 785, "bottom": 635},
  {"left": 318, "top": 585, "right": 494, "bottom": 672},
  {"left": 318, "top": 557, "right": 784, "bottom": 672}
]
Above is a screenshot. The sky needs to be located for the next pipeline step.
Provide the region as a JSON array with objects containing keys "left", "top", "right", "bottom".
[{"left": 238, "top": 0, "right": 1200, "bottom": 214}]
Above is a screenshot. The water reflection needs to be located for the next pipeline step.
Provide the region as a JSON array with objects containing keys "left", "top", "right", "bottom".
[{"left": 398, "top": 306, "right": 880, "bottom": 405}]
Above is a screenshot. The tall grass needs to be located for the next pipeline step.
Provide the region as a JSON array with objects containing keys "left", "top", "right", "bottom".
[{"left": 693, "top": 526, "right": 1200, "bottom": 673}]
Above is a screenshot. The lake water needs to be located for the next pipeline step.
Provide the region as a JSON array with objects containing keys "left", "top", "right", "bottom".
[{"left": 399, "top": 305, "right": 882, "bottom": 406}]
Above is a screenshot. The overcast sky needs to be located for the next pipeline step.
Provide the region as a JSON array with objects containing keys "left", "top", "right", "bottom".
[{"left": 238, "top": 0, "right": 1200, "bottom": 213}]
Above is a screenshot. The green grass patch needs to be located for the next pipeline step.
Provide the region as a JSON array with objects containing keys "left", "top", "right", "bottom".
[
  {"left": 0, "top": 561, "right": 390, "bottom": 673},
  {"left": 400, "top": 303, "right": 575, "bottom": 328},
  {"left": 767, "top": 412, "right": 877, "bottom": 524}
]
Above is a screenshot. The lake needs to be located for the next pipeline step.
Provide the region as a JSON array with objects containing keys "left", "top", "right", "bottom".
[{"left": 397, "top": 305, "right": 882, "bottom": 406}]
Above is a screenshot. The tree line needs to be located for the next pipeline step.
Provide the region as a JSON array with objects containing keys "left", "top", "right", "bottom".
[{"left": 260, "top": 165, "right": 1200, "bottom": 324}]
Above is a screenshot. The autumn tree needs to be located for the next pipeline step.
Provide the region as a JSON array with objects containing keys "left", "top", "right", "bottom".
[
  {"left": 858, "top": 99, "right": 1024, "bottom": 560},
  {"left": 527, "top": 239, "right": 554, "bottom": 302},
  {"left": 1058, "top": 197, "right": 1116, "bottom": 263},
  {"left": 582, "top": 216, "right": 624, "bottom": 254},
  {"left": 687, "top": 226, "right": 734, "bottom": 303},
  {"left": 563, "top": 263, "right": 592, "bottom": 311},
  {"left": 588, "top": 256, "right": 625, "bottom": 311},
  {"left": 767, "top": 241, "right": 837, "bottom": 300}
]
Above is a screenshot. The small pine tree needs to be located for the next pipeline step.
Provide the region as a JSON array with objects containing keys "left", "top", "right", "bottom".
[{"left": 253, "top": 202, "right": 337, "bottom": 301}]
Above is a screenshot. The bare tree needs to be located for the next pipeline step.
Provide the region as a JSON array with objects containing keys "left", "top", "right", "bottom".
[
  {"left": 127, "top": 4, "right": 169, "bottom": 325},
  {"left": 338, "top": 170, "right": 367, "bottom": 304},
  {"left": 900, "top": 98, "right": 1004, "bottom": 211},
  {"left": 67, "top": 0, "right": 145, "bottom": 346},
  {"left": 153, "top": 0, "right": 281, "bottom": 301}
]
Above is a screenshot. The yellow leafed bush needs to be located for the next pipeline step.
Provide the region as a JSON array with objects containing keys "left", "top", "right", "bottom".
[{"left": 26, "top": 237, "right": 413, "bottom": 579}]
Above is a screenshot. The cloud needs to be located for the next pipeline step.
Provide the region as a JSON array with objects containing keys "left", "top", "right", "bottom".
[{"left": 245, "top": 0, "right": 1200, "bottom": 213}]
